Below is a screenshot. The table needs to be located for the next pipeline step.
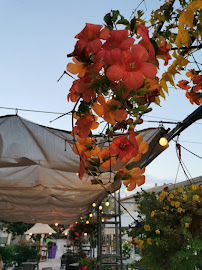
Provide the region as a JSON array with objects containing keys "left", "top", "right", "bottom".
[{"left": 31, "top": 245, "right": 48, "bottom": 262}]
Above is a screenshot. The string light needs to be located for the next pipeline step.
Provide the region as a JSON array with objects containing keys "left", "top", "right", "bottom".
[
  {"left": 92, "top": 202, "right": 96, "bottom": 207},
  {"left": 55, "top": 223, "right": 58, "bottom": 227},
  {"left": 105, "top": 201, "right": 110, "bottom": 207},
  {"left": 86, "top": 221, "right": 89, "bottom": 224},
  {"left": 115, "top": 190, "right": 119, "bottom": 193},
  {"left": 65, "top": 233, "right": 67, "bottom": 235},
  {"left": 102, "top": 218, "right": 104, "bottom": 222},
  {"left": 29, "top": 233, "right": 32, "bottom": 236},
  {"left": 125, "top": 187, "right": 129, "bottom": 193},
  {"left": 49, "top": 233, "right": 52, "bottom": 235},
  {"left": 99, "top": 205, "right": 102, "bottom": 210},
  {"left": 159, "top": 137, "right": 168, "bottom": 146},
  {"left": 80, "top": 217, "right": 83, "bottom": 220},
  {"left": 89, "top": 213, "right": 93, "bottom": 218}
]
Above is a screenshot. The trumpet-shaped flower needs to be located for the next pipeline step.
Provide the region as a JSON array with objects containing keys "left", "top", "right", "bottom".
[
  {"left": 98, "top": 148, "right": 117, "bottom": 169},
  {"left": 109, "top": 130, "right": 139, "bottom": 162},
  {"left": 157, "top": 39, "right": 171, "bottom": 66},
  {"left": 69, "top": 77, "right": 96, "bottom": 103},
  {"left": 101, "top": 30, "right": 135, "bottom": 65},
  {"left": 132, "top": 135, "right": 149, "bottom": 162},
  {"left": 68, "top": 23, "right": 110, "bottom": 58},
  {"left": 106, "top": 44, "right": 157, "bottom": 91},
  {"left": 92, "top": 95, "right": 127, "bottom": 125},
  {"left": 124, "top": 167, "right": 145, "bottom": 191},
  {"left": 73, "top": 137, "right": 100, "bottom": 158},
  {"left": 74, "top": 115, "right": 99, "bottom": 138},
  {"left": 66, "top": 57, "right": 87, "bottom": 78},
  {"left": 137, "top": 24, "right": 155, "bottom": 62}
]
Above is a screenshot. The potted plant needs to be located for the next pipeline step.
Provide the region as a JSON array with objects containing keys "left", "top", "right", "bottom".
[
  {"left": 127, "top": 184, "right": 202, "bottom": 270},
  {"left": 47, "top": 241, "right": 57, "bottom": 259}
]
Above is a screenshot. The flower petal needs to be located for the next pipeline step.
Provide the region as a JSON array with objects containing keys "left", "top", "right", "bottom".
[
  {"left": 139, "top": 63, "right": 157, "bottom": 79},
  {"left": 119, "top": 37, "right": 135, "bottom": 50},
  {"left": 106, "top": 65, "right": 125, "bottom": 82},
  {"left": 123, "top": 71, "right": 144, "bottom": 90},
  {"left": 131, "top": 44, "right": 149, "bottom": 65}
]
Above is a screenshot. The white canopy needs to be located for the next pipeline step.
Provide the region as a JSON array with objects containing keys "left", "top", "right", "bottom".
[
  {"left": 24, "top": 223, "right": 57, "bottom": 234},
  {"left": 0, "top": 115, "right": 166, "bottom": 224}
]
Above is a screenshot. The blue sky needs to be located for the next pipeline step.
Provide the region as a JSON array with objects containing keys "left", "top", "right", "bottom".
[{"left": 1, "top": 0, "right": 202, "bottom": 197}]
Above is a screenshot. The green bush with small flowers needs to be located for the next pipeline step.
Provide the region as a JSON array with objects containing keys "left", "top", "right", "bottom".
[{"left": 127, "top": 184, "right": 202, "bottom": 270}]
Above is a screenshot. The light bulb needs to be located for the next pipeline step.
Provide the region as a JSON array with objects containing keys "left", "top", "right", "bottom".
[
  {"left": 80, "top": 217, "right": 83, "bottom": 220},
  {"left": 105, "top": 201, "right": 110, "bottom": 207},
  {"left": 49, "top": 233, "right": 52, "bottom": 235},
  {"left": 92, "top": 202, "right": 96, "bottom": 207},
  {"left": 86, "top": 221, "right": 89, "bottom": 224},
  {"left": 99, "top": 205, "right": 102, "bottom": 210},
  {"left": 89, "top": 213, "right": 93, "bottom": 218},
  {"left": 159, "top": 137, "right": 168, "bottom": 146},
  {"left": 125, "top": 187, "right": 129, "bottom": 193},
  {"left": 65, "top": 233, "right": 67, "bottom": 235},
  {"left": 55, "top": 223, "right": 58, "bottom": 227},
  {"left": 115, "top": 189, "right": 119, "bottom": 193},
  {"left": 29, "top": 233, "right": 32, "bottom": 236},
  {"left": 102, "top": 218, "right": 104, "bottom": 222}
]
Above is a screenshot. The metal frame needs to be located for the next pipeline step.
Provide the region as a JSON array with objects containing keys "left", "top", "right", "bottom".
[{"left": 97, "top": 191, "right": 123, "bottom": 270}]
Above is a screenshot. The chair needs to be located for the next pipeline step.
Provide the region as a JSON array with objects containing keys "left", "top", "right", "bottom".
[
  {"left": 21, "top": 264, "right": 35, "bottom": 270},
  {"left": 26, "top": 259, "right": 39, "bottom": 270}
]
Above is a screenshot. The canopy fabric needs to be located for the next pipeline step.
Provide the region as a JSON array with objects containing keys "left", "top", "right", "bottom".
[
  {"left": 0, "top": 115, "right": 166, "bottom": 224},
  {"left": 24, "top": 223, "right": 57, "bottom": 234}
]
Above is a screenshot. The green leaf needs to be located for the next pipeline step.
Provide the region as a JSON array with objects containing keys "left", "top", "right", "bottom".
[
  {"left": 104, "top": 13, "right": 113, "bottom": 29},
  {"left": 117, "top": 18, "right": 129, "bottom": 25},
  {"left": 112, "top": 10, "right": 120, "bottom": 22},
  {"left": 130, "top": 17, "right": 136, "bottom": 32}
]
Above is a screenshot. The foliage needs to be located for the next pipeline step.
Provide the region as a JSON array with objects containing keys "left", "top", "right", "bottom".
[
  {"left": 0, "top": 222, "right": 32, "bottom": 237},
  {"left": 0, "top": 244, "right": 40, "bottom": 268},
  {"left": 47, "top": 240, "right": 57, "bottom": 247},
  {"left": 79, "top": 257, "right": 97, "bottom": 270},
  {"left": 122, "top": 240, "right": 133, "bottom": 258},
  {"left": 127, "top": 184, "right": 202, "bottom": 270},
  {"left": 68, "top": 218, "right": 97, "bottom": 244},
  {"left": 65, "top": 0, "right": 202, "bottom": 194}
]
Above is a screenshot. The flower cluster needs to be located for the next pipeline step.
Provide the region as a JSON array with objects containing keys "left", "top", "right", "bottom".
[
  {"left": 66, "top": 9, "right": 202, "bottom": 191},
  {"left": 79, "top": 257, "right": 97, "bottom": 270},
  {"left": 66, "top": 13, "right": 172, "bottom": 190},
  {"left": 177, "top": 70, "right": 202, "bottom": 105},
  {"left": 68, "top": 219, "right": 97, "bottom": 244},
  {"left": 127, "top": 184, "right": 202, "bottom": 270}
]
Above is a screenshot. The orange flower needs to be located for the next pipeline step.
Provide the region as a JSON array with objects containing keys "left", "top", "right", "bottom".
[
  {"left": 137, "top": 24, "right": 155, "bottom": 62},
  {"left": 73, "top": 115, "right": 99, "bottom": 138},
  {"left": 68, "top": 23, "right": 110, "bottom": 58},
  {"left": 67, "top": 83, "right": 80, "bottom": 102},
  {"left": 69, "top": 77, "right": 96, "bottom": 103},
  {"left": 66, "top": 57, "right": 87, "bottom": 78},
  {"left": 157, "top": 39, "right": 171, "bottom": 66},
  {"left": 73, "top": 137, "right": 100, "bottom": 158},
  {"left": 177, "top": 80, "right": 191, "bottom": 90},
  {"left": 92, "top": 95, "right": 127, "bottom": 125},
  {"left": 133, "top": 135, "right": 149, "bottom": 162},
  {"left": 123, "top": 167, "right": 145, "bottom": 191},
  {"left": 95, "top": 30, "right": 134, "bottom": 65},
  {"left": 98, "top": 148, "right": 117, "bottom": 169},
  {"left": 109, "top": 130, "right": 139, "bottom": 162},
  {"left": 185, "top": 89, "right": 202, "bottom": 105},
  {"left": 106, "top": 44, "right": 157, "bottom": 91}
]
